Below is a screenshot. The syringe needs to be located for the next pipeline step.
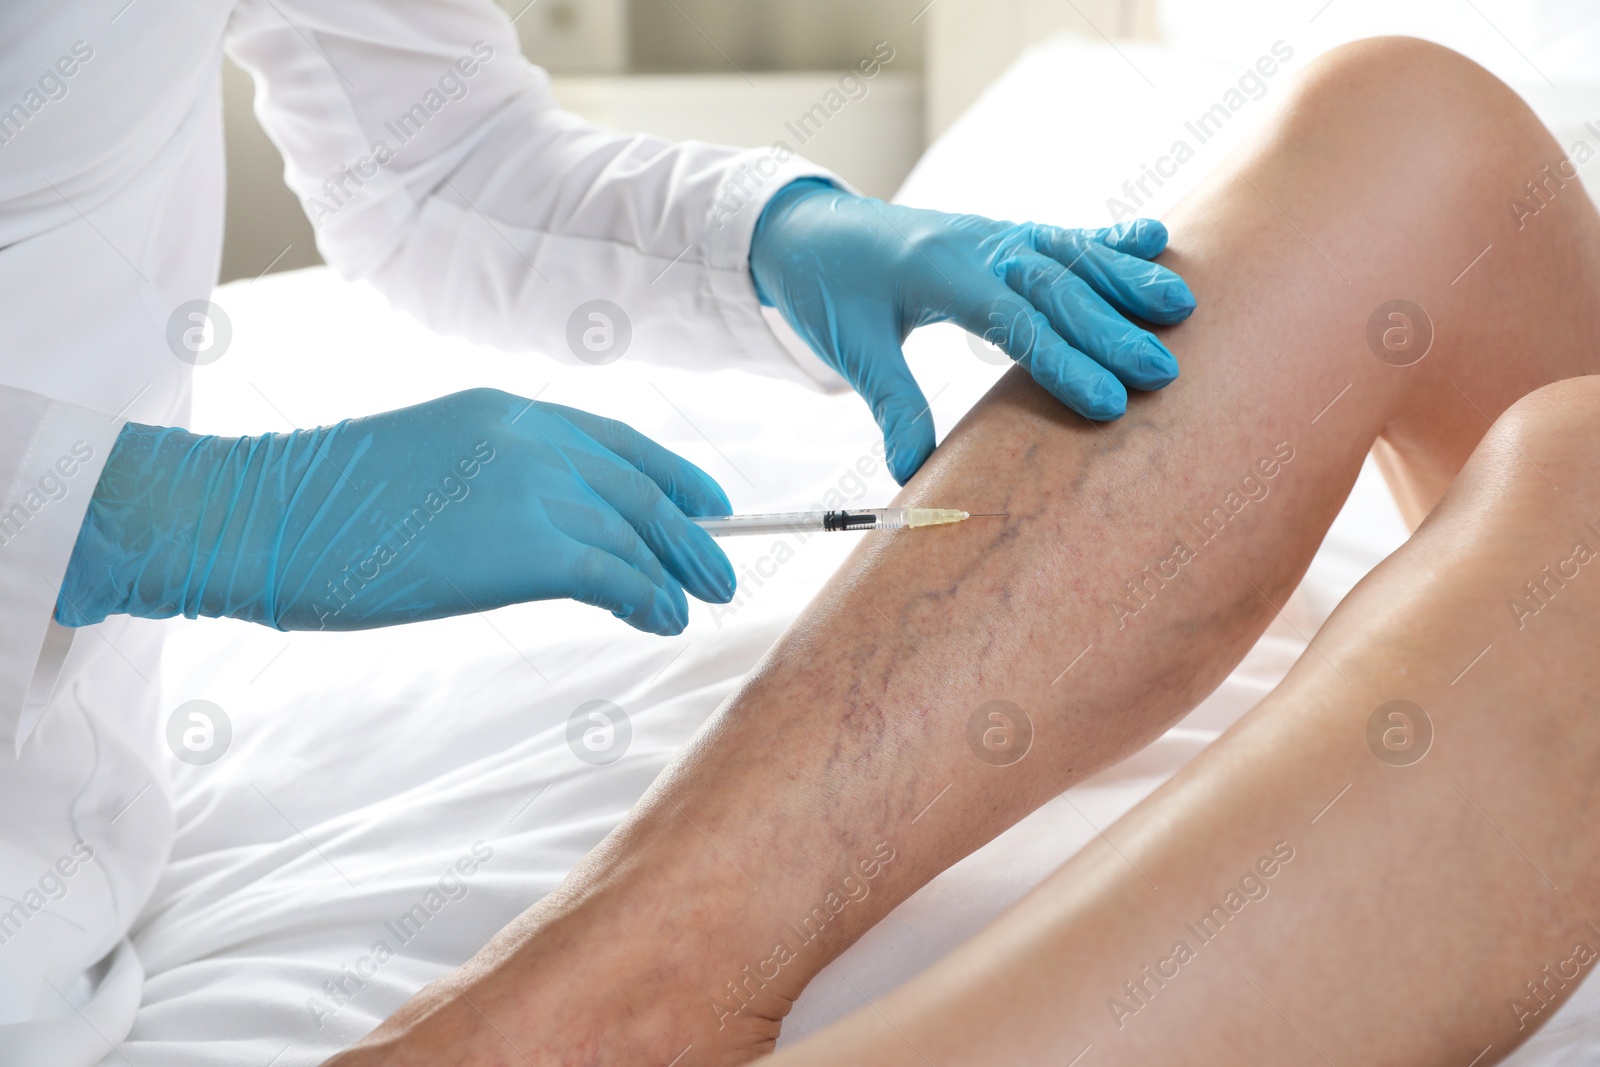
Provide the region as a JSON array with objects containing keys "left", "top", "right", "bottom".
[{"left": 691, "top": 507, "right": 1001, "bottom": 537}]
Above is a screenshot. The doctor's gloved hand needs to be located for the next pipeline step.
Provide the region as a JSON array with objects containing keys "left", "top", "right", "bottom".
[
  {"left": 54, "top": 388, "right": 736, "bottom": 636},
  {"left": 748, "top": 179, "right": 1196, "bottom": 484}
]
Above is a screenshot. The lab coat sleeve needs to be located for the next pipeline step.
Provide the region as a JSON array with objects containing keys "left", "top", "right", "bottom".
[
  {"left": 223, "top": 0, "right": 850, "bottom": 390},
  {"left": 0, "top": 387, "right": 125, "bottom": 750}
]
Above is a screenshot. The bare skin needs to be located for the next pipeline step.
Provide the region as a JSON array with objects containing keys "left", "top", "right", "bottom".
[
  {"left": 325, "top": 37, "right": 1600, "bottom": 1066},
  {"left": 769, "top": 375, "right": 1600, "bottom": 1065}
]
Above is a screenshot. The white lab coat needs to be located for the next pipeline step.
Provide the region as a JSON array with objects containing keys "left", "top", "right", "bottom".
[{"left": 0, "top": 1, "right": 838, "bottom": 1061}]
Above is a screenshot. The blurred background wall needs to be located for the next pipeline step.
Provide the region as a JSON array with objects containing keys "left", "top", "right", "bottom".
[{"left": 220, "top": 0, "right": 1153, "bottom": 282}]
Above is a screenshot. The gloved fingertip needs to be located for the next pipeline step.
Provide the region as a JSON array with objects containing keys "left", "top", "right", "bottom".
[
  {"left": 647, "top": 583, "right": 689, "bottom": 635},
  {"left": 886, "top": 431, "right": 934, "bottom": 486},
  {"left": 706, "top": 552, "right": 737, "bottom": 604},
  {"left": 673, "top": 520, "right": 736, "bottom": 605},
  {"left": 1130, "top": 218, "right": 1170, "bottom": 257},
  {"left": 1123, "top": 273, "right": 1195, "bottom": 326},
  {"left": 1086, "top": 375, "right": 1129, "bottom": 420},
  {"left": 678, "top": 463, "right": 733, "bottom": 518},
  {"left": 702, "top": 476, "right": 734, "bottom": 518},
  {"left": 1164, "top": 279, "right": 1197, "bottom": 315},
  {"left": 634, "top": 612, "right": 685, "bottom": 638},
  {"left": 1135, "top": 336, "right": 1180, "bottom": 388}
]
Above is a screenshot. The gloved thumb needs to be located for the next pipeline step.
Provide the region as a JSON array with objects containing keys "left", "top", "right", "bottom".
[
  {"left": 1090, "top": 218, "right": 1170, "bottom": 259},
  {"left": 834, "top": 318, "right": 936, "bottom": 485}
]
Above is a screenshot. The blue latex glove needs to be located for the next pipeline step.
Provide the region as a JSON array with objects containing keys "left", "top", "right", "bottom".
[
  {"left": 55, "top": 388, "right": 736, "bottom": 636},
  {"left": 749, "top": 179, "right": 1197, "bottom": 483}
]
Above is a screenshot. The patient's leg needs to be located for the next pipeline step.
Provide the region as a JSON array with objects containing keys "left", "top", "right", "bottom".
[
  {"left": 330, "top": 38, "right": 1600, "bottom": 1066},
  {"left": 768, "top": 376, "right": 1600, "bottom": 1066}
]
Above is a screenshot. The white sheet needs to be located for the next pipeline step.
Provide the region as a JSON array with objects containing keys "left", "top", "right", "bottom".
[{"left": 117, "top": 26, "right": 1600, "bottom": 1067}]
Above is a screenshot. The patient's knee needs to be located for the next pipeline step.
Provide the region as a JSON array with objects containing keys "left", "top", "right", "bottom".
[
  {"left": 1298, "top": 36, "right": 1509, "bottom": 117},
  {"left": 1484, "top": 377, "right": 1600, "bottom": 485},
  {"left": 1431, "top": 377, "right": 1600, "bottom": 558},
  {"left": 1284, "top": 36, "right": 1554, "bottom": 178}
]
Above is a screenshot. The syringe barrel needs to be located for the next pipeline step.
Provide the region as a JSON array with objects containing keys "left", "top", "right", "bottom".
[
  {"left": 691, "top": 512, "right": 825, "bottom": 536},
  {"left": 691, "top": 509, "right": 902, "bottom": 537}
]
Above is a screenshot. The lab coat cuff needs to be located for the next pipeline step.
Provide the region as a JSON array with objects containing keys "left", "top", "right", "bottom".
[
  {"left": 0, "top": 391, "right": 125, "bottom": 752},
  {"left": 701, "top": 150, "right": 852, "bottom": 394}
]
